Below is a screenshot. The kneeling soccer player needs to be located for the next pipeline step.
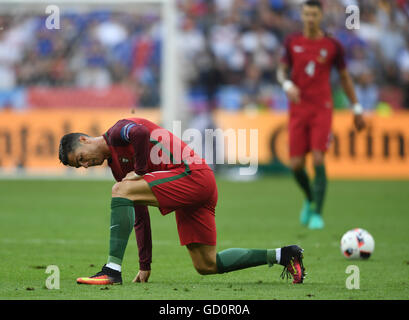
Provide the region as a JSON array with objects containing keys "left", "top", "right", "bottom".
[{"left": 58, "top": 117, "right": 306, "bottom": 284}]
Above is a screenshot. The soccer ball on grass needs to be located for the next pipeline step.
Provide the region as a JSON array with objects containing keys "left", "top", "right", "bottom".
[{"left": 340, "top": 228, "right": 375, "bottom": 259}]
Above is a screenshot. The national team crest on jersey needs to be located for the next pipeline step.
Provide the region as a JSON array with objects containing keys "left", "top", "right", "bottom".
[
  {"left": 317, "top": 48, "right": 328, "bottom": 63},
  {"left": 120, "top": 157, "right": 130, "bottom": 163}
]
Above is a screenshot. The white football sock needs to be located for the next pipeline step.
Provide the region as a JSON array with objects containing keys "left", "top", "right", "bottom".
[
  {"left": 106, "top": 262, "right": 121, "bottom": 272},
  {"left": 275, "top": 248, "right": 281, "bottom": 264}
]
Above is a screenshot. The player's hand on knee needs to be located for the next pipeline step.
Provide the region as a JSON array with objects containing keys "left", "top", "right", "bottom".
[
  {"left": 132, "top": 270, "right": 151, "bottom": 283},
  {"left": 122, "top": 171, "right": 143, "bottom": 182}
]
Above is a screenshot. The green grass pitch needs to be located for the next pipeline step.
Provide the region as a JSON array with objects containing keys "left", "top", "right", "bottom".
[{"left": 0, "top": 177, "right": 408, "bottom": 300}]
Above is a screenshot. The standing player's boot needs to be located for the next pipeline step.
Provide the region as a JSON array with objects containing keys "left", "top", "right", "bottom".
[
  {"left": 299, "top": 200, "right": 312, "bottom": 226},
  {"left": 76, "top": 264, "right": 122, "bottom": 285},
  {"left": 308, "top": 212, "right": 324, "bottom": 230},
  {"left": 279, "top": 245, "right": 306, "bottom": 284}
]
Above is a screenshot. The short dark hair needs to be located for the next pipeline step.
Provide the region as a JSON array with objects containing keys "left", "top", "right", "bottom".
[
  {"left": 303, "top": 0, "right": 323, "bottom": 10},
  {"left": 59, "top": 133, "right": 89, "bottom": 165}
]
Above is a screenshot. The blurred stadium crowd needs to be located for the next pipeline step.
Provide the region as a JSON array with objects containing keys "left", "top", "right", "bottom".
[{"left": 0, "top": 0, "right": 408, "bottom": 111}]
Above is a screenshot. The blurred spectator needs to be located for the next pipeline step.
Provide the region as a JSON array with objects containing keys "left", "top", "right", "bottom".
[
  {"left": 355, "top": 68, "right": 379, "bottom": 112},
  {"left": 0, "top": 32, "right": 19, "bottom": 90},
  {"left": 209, "top": 15, "right": 241, "bottom": 67},
  {"left": 214, "top": 0, "right": 236, "bottom": 16},
  {"left": 397, "top": 42, "right": 409, "bottom": 109},
  {"left": 75, "top": 40, "right": 112, "bottom": 89},
  {"left": 179, "top": 17, "right": 206, "bottom": 60},
  {"left": 0, "top": 21, "right": 26, "bottom": 110},
  {"left": 93, "top": 16, "right": 128, "bottom": 48},
  {"left": 242, "top": 62, "right": 263, "bottom": 110}
]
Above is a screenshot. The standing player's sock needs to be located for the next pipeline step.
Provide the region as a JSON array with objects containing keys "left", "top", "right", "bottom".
[
  {"left": 292, "top": 168, "right": 313, "bottom": 202},
  {"left": 107, "top": 197, "right": 135, "bottom": 267},
  {"left": 216, "top": 248, "right": 280, "bottom": 273},
  {"left": 312, "top": 164, "right": 327, "bottom": 214}
]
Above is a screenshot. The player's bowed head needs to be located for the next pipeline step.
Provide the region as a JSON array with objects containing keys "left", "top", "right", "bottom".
[{"left": 59, "top": 133, "right": 111, "bottom": 168}]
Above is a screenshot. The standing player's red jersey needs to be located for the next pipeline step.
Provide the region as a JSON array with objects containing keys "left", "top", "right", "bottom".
[
  {"left": 282, "top": 32, "right": 346, "bottom": 109},
  {"left": 282, "top": 32, "right": 347, "bottom": 157}
]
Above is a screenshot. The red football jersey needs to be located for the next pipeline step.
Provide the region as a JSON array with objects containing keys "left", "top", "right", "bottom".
[
  {"left": 103, "top": 117, "right": 209, "bottom": 182},
  {"left": 282, "top": 32, "right": 346, "bottom": 108}
]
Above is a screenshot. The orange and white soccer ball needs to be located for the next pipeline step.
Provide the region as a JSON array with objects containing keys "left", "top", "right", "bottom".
[{"left": 340, "top": 228, "right": 375, "bottom": 259}]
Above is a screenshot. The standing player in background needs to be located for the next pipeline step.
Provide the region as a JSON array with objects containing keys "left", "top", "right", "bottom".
[{"left": 277, "top": 0, "right": 365, "bottom": 229}]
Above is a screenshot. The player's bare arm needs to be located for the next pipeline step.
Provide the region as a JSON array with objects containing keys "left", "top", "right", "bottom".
[
  {"left": 339, "top": 69, "right": 366, "bottom": 131},
  {"left": 122, "top": 171, "right": 144, "bottom": 181},
  {"left": 277, "top": 63, "right": 300, "bottom": 104}
]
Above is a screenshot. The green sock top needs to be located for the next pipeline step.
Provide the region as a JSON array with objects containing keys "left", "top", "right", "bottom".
[{"left": 111, "top": 197, "right": 134, "bottom": 208}]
